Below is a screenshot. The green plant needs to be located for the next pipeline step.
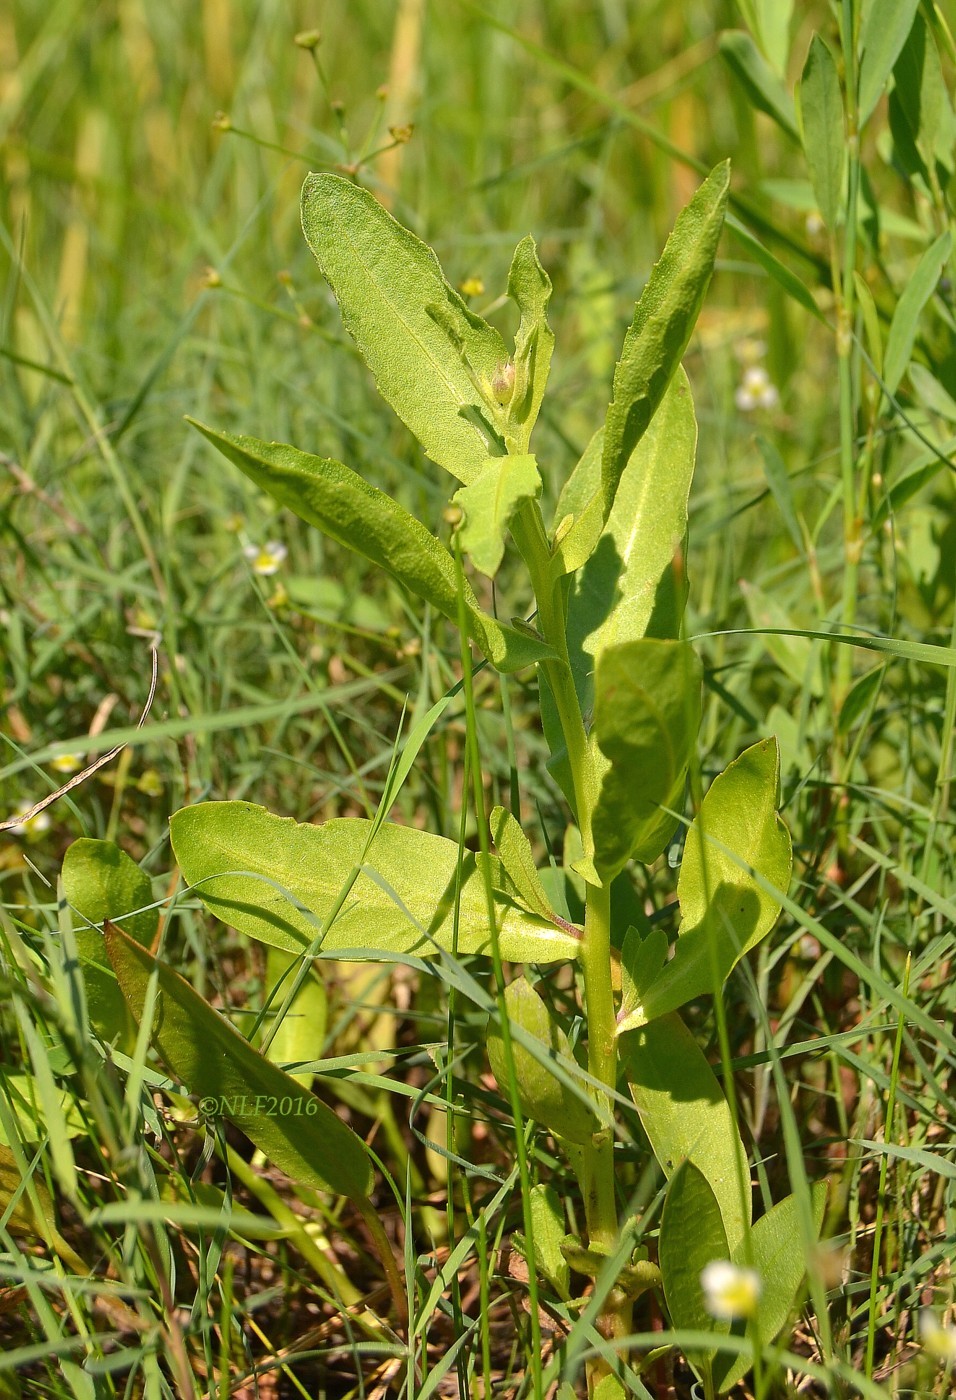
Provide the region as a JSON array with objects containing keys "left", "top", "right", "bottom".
[{"left": 56, "top": 163, "right": 829, "bottom": 1397}]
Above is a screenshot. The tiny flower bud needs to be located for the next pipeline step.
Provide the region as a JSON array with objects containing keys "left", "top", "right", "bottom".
[
  {"left": 389, "top": 124, "right": 414, "bottom": 144},
  {"left": 294, "top": 29, "right": 322, "bottom": 49},
  {"left": 459, "top": 276, "right": 485, "bottom": 299},
  {"left": 491, "top": 361, "right": 516, "bottom": 406},
  {"left": 212, "top": 111, "right": 232, "bottom": 132}
]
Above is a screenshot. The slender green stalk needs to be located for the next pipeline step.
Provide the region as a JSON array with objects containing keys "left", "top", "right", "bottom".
[{"left": 864, "top": 957, "right": 910, "bottom": 1377}]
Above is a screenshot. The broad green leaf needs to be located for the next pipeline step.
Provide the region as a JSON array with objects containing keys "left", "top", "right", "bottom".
[
  {"left": 719, "top": 31, "right": 799, "bottom": 140},
  {"left": 520, "top": 1183, "right": 570, "bottom": 1299},
  {"left": 601, "top": 161, "right": 730, "bottom": 520},
  {"left": 756, "top": 437, "right": 803, "bottom": 552},
  {"left": 103, "top": 921, "right": 374, "bottom": 1202},
  {"left": 170, "top": 801, "right": 580, "bottom": 964},
  {"left": 883, "top": 230, "right": 952, "bottom": 397},
  {"left": 797, "top": 34, "right": 845, "bottom": 233},
  {"left": 713, "top": 1182, "right": 827, "bottom": 1392},
  {"left": 659, "top": 1161, "right": 730, "bottom": 1370},
  {"left": 453, "top": 453, "right": 542, "bottom": 577},
  {"left": 623, "top": 1012, "right": 751, "bottom": 1252},
  {"left": 300, "top": 173, "right": 507, "bottom": 484},
  {"left": 506, "top": 235, "right": 555, "bottom": 450},
  {"left": 622, "top": 738, "right": 792, "bottom": 1030},
  {"left": 588, "top": 639, "right": 703, "bottom": 883},
  {"left": 188, "top": 421, "right": 552, "bottom": 674},
  {"left": 62, "top": 838, "right": 158, "bottom": 1049},
  {"left": 490, "top": 805, "right": 560, "bottom": 924},
  {"left": 259, "top": 948, "right": 327, "bottom": 1089},
  {"left": 567, "top": 371, "right": 696, "bottom": 713},
  {"left": 740, "top": 580, "right": 825, "bottom": 695},
  {"left": 487, "top": 977, "right": 597, "bottom": 1144},
  {"left": 894, "top": 15, "right": 955, "bottom": 173},
  {"left": 858, "top": 0, "right": 920, "bottom": 126}
]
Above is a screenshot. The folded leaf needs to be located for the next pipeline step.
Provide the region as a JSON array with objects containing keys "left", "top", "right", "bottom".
[
  {"left": 550, "top": 427, "right": 604, "bottom": 578},
  {"left": 601, "top": 161, "right": 729, "bottom": 520},
  {"left": 623, "top": 1012, "right": 751, "bottom": 1253},
  {"left": 170, "top": 801, "right": 580, "bottom": 964},
  {"left": 453, "top": 454, "right": 542, "bottom": 577},
  {"left": 104, "top": 922, "right": 374, "bottom": 1202},
  {"left": 62, "top": 839, "right": 158, "bottom": 1050},
  {"left": 487, "top": 977, "right": 598, "bottom": 1144},
  {"left": 620, "top": 738, "right": 791, "bottom": 1029},
  {"left": 490, "top": 805, "right": 561, "bottom": 924},
  {"left": 567, "top": 370, "right": 696, "bottom": 713},
  {"left": 301, "top": 173, "right": 507, "bottom": 484},
  {"left": 506, "top": 235, "right": 555, "bottom": 450},
  {"left": 588, "top": 639, "right": 702, "bottom": 882},
  {"left": 188, "top": 421, "right": 552, "bottom": 674},
  {"left": 719, "top": 31, "right": 800, "bottom": 140}
]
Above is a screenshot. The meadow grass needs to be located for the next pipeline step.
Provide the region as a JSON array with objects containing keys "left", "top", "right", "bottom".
[{"left": 1, "top": 1, "right": 955, "bottom": 1396}]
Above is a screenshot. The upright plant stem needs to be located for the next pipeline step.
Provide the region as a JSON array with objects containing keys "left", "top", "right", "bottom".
[{"left": 512, "top": 499, "right": 631, "bottom": 1382}]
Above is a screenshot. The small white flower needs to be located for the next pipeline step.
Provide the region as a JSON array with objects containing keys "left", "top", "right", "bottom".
[
  {"left": 735, "top": 364, "right": 780, "bottom": 412},
  {"left": 9, "top": 801, "right": 52, "bottom": 839},
  {"left": 700, "top": 1260, "right": 762, "bottom": 1321},
  {"left": 806, "top": 210, "right": 825, "bottom": 238},
  {"left": 243, "top": 541, "right": 288, "bottom": 576},
  {"left": 919, "top": 1309, "right": 956, "bottom": 1361},
  {"left": 50, "top": 751, "right": 84, "bottom": 775}
]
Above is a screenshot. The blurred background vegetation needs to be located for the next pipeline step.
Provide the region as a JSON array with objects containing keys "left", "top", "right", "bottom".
[{"left": 1, "top": 0, "right": 955, "bottom": 1395}]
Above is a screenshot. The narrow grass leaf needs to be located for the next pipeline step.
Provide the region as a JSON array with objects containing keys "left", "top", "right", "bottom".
[
  {"left": 725, "top": 214, "right": 825, "bottom": 321},
  {"left": 103, "top": 922, "right": 374, "bottom": 1202},
  {"left": 601, "top": 161, "right": 729, "bottom": 519},
  {"left": 624, "top": 1013, "right": 751, "bottom": 1252},
  {"left": 797, "top": 34, "right": 845, "bottom": 233},
  {"left": 756, "top": 437, "right": 803, "bottom": 551},
  {"left": 170, "top": 801, "right": 580, "bottom": 963},
  {"left": 453, "top": 453, "right": 541, "bottom": 577},
  {"left": 883, "top": 230, "right": 952, "bottom": 396},
  {"left": 858, "top": 0, "right": 920, "bottom": 125},
  {"left": 719, "top": 31, "right": 799, "bottom": 140},
  {"left": 301, "top": 173, "right": 507, "bottom": 484},
  {"left": 589, "top": 639, "right": 702, "bottom": 882},
  {"left": 188, "top": 421, "right": 552, "bottom": 674}
]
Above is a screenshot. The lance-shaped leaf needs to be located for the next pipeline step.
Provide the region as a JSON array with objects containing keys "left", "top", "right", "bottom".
[
  {"left": 103, "top": 921, "right": 374, "bottom": 1202},
  {"left": 858, "top": 0, "right": 920, "bottom": 127},
  {"left": 301, "top": 173, "right": 506, "bottom": 484},
  {"left": 797, "top": 34, "right": 845, "bottom": 233},
  {"left": 719, "top": 31, "right": 799, "bottom": 140},
  {"left": 550, "top": 427, "right": 605, "bottom": 579},
  {"left": 567, "top": 370, "right": 696, "bottom": 713},
  {"left": 170, "top": 802, "right": 580, "bottom": 964},
  {"left": 659, "top": 1161, "right": 730, "bottom": 1373},
  {"left": 587, "top": 639, "right": 702, "bottom": 883},
  {"left": 619, "top": 738, "right": 791, "bottom": 1030},
  {"left": 188, "top": 422, "right": 552, "bottom": 674},
  {"left": 487, "top": 977, "right": 598, "bottom": 1144},
  {"left": 490, "top": 805, "right": 561, "bottom": 925},
  {"left": 600, "top": 160, "right": 729, "bottom": 520},
  {"left": 506, "top": 235, "right": 555, "bottom": 450},
  {"left": 713, "top": 1182, "right": 827, "bottom": 1392},
  {"left": 623, "top": 1012, "right": 751, "bottom": 1253},
  {"left": 62, "top": 839, "right": 158, "bottom": 1050},
  {"left": 453, "top": 453, "right": 542, "bottom": 578}
]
